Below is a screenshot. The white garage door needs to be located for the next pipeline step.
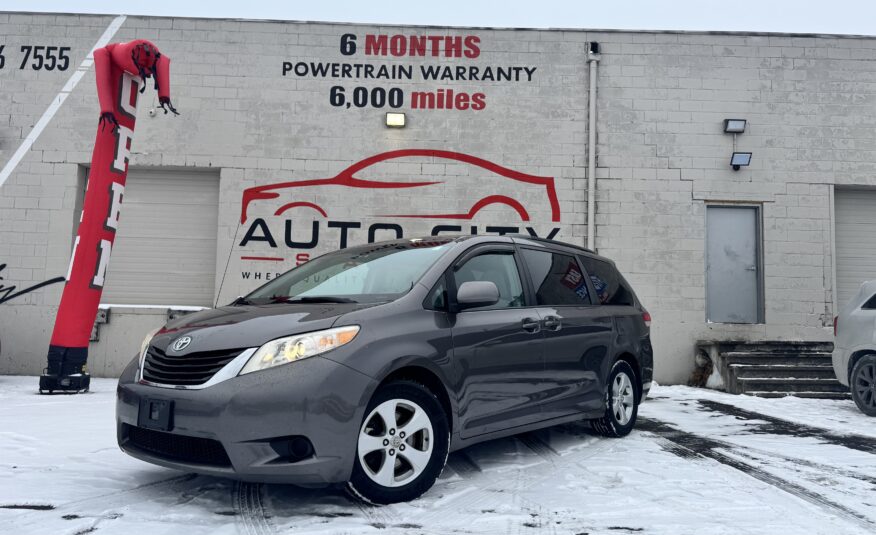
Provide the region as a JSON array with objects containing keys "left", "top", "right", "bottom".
[
  {"left": 835, "top": 189, "right": 876, "bottom": 307},
  {"left": 100, "top": 169, "right": 220, "bottom": 306}
]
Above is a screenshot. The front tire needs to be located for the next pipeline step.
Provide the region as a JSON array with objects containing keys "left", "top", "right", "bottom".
[
  {"left": 850, "top": 355, "right": 876, "bottom": 417},
  {"left": 347, "top": 380, "right": 449, "bottom": 504},
  {"left": 591, "top": 360, "right": 639, "bottom": 437}
]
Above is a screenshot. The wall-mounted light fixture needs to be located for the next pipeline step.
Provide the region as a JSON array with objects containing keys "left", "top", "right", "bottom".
[
  {"left": 723, "top": 118, "right": 751, "bottom": 171},
  {"left": 723, "top": 119, "right": 747, "bottom": 134},
  {"left": 386, "top": 112, "right": 406, "bottom": 128},
  {"left": 730, "top": 152, "right": 752, "bottom": 171}
]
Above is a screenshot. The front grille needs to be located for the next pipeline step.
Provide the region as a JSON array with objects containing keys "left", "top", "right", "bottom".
[
  {"left": 142, "top": 345, "right": 243, "bottom": 386},
  {"left": 125, "top": 424, "right": 231, "bottom": 467}
]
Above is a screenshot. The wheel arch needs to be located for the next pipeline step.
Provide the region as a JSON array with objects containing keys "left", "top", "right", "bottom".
[
  {"left": 849, "top": 349, "right": 876, "bottom": 383},
  {"left": 614, "top": 352, "right": 643, "bottom": 401},
  {"left": 378, "top": 365, "right": 455, "bottom": 435}
]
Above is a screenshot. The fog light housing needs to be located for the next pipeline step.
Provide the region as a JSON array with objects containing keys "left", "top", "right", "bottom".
[{"left": 269, "top": 435, "right": 315, "bottom": 463}]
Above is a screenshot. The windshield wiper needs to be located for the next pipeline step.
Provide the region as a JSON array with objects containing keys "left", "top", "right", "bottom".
[
  {"left": 230, "top": 296, "right": 254, "bottom": 306},
  {"left": 284, "top": 296, "right": 358, "bottom": 304}
]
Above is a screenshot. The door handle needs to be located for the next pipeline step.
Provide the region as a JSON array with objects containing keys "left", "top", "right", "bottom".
[
  {"left": 745, "top": 265, "right": 757, "bottom": 271},
  {"left": 521, "top": 318, "right": 541, "bottom": 333},
  {"left": 542, "top": 316, "right": 562, "bottom": 331}
]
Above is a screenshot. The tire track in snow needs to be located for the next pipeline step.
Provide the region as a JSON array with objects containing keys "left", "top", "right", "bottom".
[
  {"left": 639, "top": 417, "right": 874, "bottom": 531},
  {"left": 737, "top": 446, "right": 876, "bottom": 486},
  {"left": 232, "top": 482, "right": 275, "bottom": 535},
  {"left": 516, "top": 432, "right": 561, "bottom": 463},
  {"left": 505, "top": 462, "right": 560, "bottom": 535},
  {"left": 350, "top": 489, "right": 404, "bottom": 528},
  {"left": 415, "top": 447, "right": 542, "bottom": 528},
  {"left": 3, "top": 473, "right": 211, "bottom": 532},
  {"left": 414, "top": 429, "right": 611, "bottom": 531},
  {"left": 696, "top": 399, "right": 876, "bottom": 454},
  {"left": 445, "top": 450, "right": 481, "bottom": 477}
]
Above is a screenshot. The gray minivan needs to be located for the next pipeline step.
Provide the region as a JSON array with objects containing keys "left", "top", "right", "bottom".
[{"left": 116, "top": 235, "right": 653, "bottom": 504}]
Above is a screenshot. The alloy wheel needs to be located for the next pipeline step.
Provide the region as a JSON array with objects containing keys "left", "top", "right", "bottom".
[
  {"left": 612, "top": 371, "right": 635, "bottom": 425},
  {"left": 854, "top": 361, "right": 876, "bottom": 410},
  {"left": 357, "top": 399, "right": 434, "bottom": 488}
]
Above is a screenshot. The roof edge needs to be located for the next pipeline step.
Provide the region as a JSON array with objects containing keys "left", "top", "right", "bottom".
[{"left": 3, "top": 10, "right": 876, "bottom": 40}]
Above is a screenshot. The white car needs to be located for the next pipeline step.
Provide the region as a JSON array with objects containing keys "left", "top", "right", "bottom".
[{"left": 833, "top": 280, "right": 876, "bottom": 416}]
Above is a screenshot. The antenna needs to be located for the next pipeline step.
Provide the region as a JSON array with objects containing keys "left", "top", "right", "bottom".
[{"left": 215, "top": 219, "right": 243, "bottom": 307}]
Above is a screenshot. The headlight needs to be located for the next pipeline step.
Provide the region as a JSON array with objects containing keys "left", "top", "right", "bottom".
[{"left": 239, "top": 325, "right": 360, "bottom": 376}]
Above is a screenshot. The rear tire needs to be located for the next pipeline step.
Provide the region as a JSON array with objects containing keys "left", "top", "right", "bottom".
[
  {"left": 850, "top": 355, "right": 876, "bottom": 417},
  {"left": 591, "top": 360, "right": 639, "bottom": 437},
  {"left": 347, "top": 380, "right": 449, "bottom": 504}
]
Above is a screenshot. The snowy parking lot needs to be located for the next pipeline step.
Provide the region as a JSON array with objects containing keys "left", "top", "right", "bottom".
[{"left": 1, "top": 376, "right": 874, "bottom": 535}]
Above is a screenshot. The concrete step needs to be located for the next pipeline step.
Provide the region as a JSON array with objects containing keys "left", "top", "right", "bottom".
[
  {"left": 716, "top": 342, "right": 834, "bottom": 354},
  {"left": 738, "top": 377, "right": 848, "bottom": 394},
  {"left": 721, "top": 350, "right": 833, "bottom": 358},
  {"left": 730, "top": 364, "right": 838, "bottom": 380},
  {"left": 721, "top": 346, "right": 833, "bottom": 353},
  {"left": 723, "top": 355, "right": 833, "bottom": 367},
  {"left": 744, "top": 390, "right": 851, "bottom": 400},
  {"left": 712, "top": 340, "right": 839, "bottom": 396}
]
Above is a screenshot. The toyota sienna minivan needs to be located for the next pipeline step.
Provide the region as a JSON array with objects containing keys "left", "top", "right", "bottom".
[{"left": 117, "top": 235, "right": 653, "bottom": 504}]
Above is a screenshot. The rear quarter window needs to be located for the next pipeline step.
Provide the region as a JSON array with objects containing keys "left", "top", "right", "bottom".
[
  {"left": 578, "top": 256, "right": 635, "bottom": 306},
  {"left": 520, "top": 248, "right": 591, "bottom": 306},
  {"left": 863, "top": 294, "right": 876, "bottom": 310}
]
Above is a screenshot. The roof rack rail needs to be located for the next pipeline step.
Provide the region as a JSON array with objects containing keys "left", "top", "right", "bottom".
[{"left": 506, "top": 234, "right": 595, "bottom": 254}]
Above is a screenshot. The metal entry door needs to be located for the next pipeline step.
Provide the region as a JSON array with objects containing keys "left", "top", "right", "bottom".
[{"left": 706, "top": 206, "right": 762, "bottom": 323}]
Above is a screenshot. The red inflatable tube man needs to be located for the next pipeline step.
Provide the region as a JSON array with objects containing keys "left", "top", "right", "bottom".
[{"left": 41, "top": 40, "right": 177, "bottom": 394}]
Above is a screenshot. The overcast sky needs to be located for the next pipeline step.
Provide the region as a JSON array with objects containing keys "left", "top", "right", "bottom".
[{"left": 5, "top": 0, "right": 876, "bottom": 35}]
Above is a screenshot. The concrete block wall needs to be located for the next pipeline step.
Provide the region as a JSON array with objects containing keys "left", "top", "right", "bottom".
[
  {"left": 589, "top": 30, "right": 876, "bottom": 380},
  {"left": 2, "top": 13, "right": 874, "bottom": 382},
  {"left": 0, "top": 13, "right": 589, "bottom": 376}
]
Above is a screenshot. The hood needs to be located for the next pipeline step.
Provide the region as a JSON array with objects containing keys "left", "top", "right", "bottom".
[{"left": 149, "top": 302, "right": 378, "bottom": 353}]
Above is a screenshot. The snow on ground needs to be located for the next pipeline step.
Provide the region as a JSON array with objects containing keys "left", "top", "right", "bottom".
[
  {"left": 652, "top": 384, "right": 876, "bottom": 439},
  {"left": 0, "top": 375, "right": 873, "bottom": 535}
]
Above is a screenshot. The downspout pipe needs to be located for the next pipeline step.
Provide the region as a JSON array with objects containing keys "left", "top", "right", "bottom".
[{"left": 586, "top": 43, "right": 601, "bottom": 251}]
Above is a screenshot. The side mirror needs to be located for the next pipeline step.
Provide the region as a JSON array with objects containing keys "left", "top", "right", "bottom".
[{"left": 456, "top": 281, "right": 500, "bottom": 310}]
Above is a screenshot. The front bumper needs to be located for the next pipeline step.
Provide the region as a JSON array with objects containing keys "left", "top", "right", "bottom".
[{"left": 116, "top": 353, "right": 377, "bottom": 486}]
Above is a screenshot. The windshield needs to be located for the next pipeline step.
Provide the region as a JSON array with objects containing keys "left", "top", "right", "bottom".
[{"left": 243, "top": 240, "right": 454, "bottom": 305}]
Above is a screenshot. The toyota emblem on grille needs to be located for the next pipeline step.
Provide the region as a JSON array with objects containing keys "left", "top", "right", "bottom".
[{"left": 171, "top": 336, "right": 192, "bottom": 352}]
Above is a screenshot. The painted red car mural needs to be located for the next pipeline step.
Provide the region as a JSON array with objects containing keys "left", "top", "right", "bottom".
[{"left": 239, "top": 149, "right": 561, "bottom": 225}]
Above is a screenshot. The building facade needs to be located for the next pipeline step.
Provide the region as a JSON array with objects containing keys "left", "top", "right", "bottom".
[{"left": 2, "top": 12, "right": 875, "bottom": 383}]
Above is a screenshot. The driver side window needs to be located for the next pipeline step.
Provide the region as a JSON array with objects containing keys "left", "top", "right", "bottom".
[{"left": 454, "top": 252, "right": 525, "bottom": 310}]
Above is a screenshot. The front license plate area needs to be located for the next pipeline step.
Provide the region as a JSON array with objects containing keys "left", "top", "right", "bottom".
[{"left": 138, "top": 398, "right": 174, "bottom": 431}]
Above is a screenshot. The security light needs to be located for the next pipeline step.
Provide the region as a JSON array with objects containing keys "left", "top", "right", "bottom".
[
  {"left": 730, "top": 152, "right": 752, "bottom": 171},
  {"left": 385, "top": 112, "right": 406, "bottom": 128},
  {"left": 724, "top": 119, "right": 747, "bottom": 134}
]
